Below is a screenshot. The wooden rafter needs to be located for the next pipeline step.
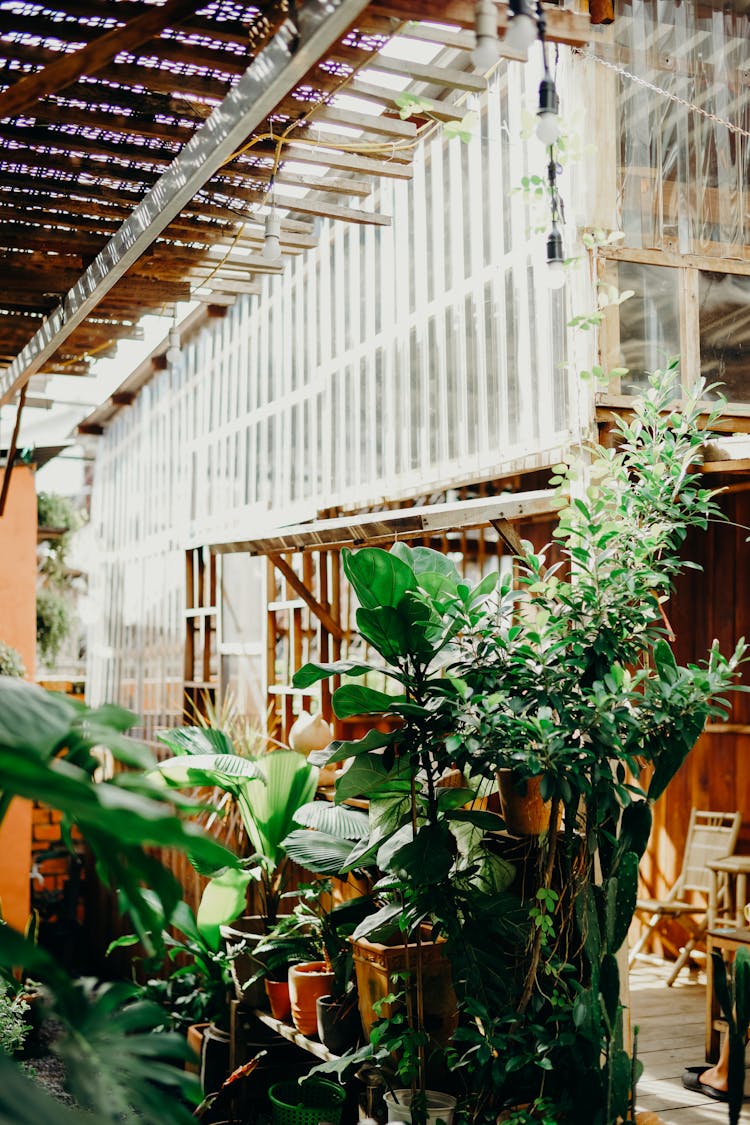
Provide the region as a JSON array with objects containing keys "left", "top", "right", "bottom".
[{"left": 0, "top": 0, "right": 200, "bottom": 119}]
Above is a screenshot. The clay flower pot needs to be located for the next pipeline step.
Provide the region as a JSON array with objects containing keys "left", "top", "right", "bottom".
[
  {"left": 288, "top": 961, "right": 334, "bottom": 1036},
  {"left": 496, "top": 770, "right": 560, "bottom": 836},
  {"left": 265, "top": 977, "right": 292, "bottom": 1022}
]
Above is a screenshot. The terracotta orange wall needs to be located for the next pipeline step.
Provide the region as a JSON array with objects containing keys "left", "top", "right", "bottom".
[{"left": 0, "top": 464, "right": 36, "bottom": 932}]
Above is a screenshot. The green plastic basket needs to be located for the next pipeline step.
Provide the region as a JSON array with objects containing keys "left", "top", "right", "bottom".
[{"left": 269, "top": 1079, "right": 345, "bottom": 1125}]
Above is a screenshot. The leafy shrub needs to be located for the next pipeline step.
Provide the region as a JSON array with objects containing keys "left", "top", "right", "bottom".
[
  {"left": 0, "top": 642, "right": 25, "bottom": 679},
  {"left": 36, "top": 493, "right": 81, "bottom": 533},
  {"left": 36, "top": 588, "right": 71, "bottom": 666},
  {"left": 0, "top": 988, "right": 29, "bottom": 1055}
]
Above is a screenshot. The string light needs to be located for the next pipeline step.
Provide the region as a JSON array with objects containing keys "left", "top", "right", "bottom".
[
  {"left": 471, "top": 0, "right": 501, "bottom": 71},
  {"left": 545, "top": 155, "right": 566, "bottom": 289},
  {"left": 502, "top": 0, "right": 537, "bottom": 57},
  {"left": 263, "top": 209, "right": 282, "bottom": 261}
]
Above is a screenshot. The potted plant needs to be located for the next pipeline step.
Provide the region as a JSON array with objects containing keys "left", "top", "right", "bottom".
[
  {"left": 153, "top": 728, "right": 319, "bottom": 1003},
  {"left": 252, "top": 881, "right": 371, "bottom": 1046},
  {"left": 294, "top": 374, "right": 748, "bottom": 1125},
  {"left": 290, "top": 542, "right": 510, "bottom": 1116}
]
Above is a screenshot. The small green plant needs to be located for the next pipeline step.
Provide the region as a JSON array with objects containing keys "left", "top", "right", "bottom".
[
  {"left": 36, "top": 587, "right": 72, "bottom": 665},
  {"left": 0, "top": 641, "right": 25, "bottom": 678},
  {"left": 0, "top": 987, "right": 29, "bottom": 1054},
  {"left": 36, "top": 493, "right": 82, "bottom": 533}
]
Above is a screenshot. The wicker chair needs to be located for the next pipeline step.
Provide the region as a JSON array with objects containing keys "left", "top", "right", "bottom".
[{"left": 629, "top": 808, "right": 742, "bottom": 986}]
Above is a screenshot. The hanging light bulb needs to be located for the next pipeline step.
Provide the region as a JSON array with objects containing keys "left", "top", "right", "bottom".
[
  {"left": 546, "top": 222, "right": 566, "bottom": 290},
  {"left": 536, "top": 74, "right": 561, "bottom": 146},
  {"left": 165, "top": 325, "right": 181, "bottom": 365},
  {"left": 471, "top": 0, "right": 501, "bottom": 71},
  {"left": 501, "top": 0, "right": 538, "bottom": 57},
  {"left": 263, "top": 209, "right": 281, "bottom": 262}
]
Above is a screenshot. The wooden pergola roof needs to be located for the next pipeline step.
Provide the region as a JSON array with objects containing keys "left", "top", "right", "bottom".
[{"left": 0, "top": 0, "right": 595, "bottom": 410}]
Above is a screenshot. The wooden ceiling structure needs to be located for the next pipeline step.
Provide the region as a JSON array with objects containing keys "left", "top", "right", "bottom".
[{"left": 0, "top": 0, "right": 599, "bottom": 417}]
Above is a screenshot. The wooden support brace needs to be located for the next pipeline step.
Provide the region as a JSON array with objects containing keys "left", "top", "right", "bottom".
[{"left": 267, "top": 552, "right": 344, "bottom": 642}]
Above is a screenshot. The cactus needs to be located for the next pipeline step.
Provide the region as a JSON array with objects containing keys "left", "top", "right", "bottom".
[
  {"left": 619, "top": 801, "right": 652, "bottom": 862},
  {"left": 610, "top": 852, "right": 639, "bottom": 954}
]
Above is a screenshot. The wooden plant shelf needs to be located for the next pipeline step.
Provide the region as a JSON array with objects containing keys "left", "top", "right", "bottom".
[{"left": 252, "top": 1009, "right": 340, "bottom": 1063}]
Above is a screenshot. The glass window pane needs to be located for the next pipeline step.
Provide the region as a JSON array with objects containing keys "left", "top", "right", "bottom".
[
  {"left": 699, "top": 271, "right": 750, "bottom": 403},
  {"left": 616, "top": 262, "right": 681, "bottom": 394}
]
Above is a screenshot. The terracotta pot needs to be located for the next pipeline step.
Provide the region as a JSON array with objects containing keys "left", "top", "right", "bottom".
[
  {"left": 265, "top": 978, "right": 291, "bottom": 1022},
  {"left": 185, "top": 1021, "right": 208, "bottom": 1074},
  {"left": 352, "top": 930, "right": 457, "bottom": 1045},
  {"left": 496, "top": 770, "right": 559, "bottom": 836},
  {"left": 288, "top": 961, "right": 335, "bottom": 1036}
]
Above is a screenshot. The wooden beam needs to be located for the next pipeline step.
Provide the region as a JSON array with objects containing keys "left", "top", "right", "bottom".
[
  {"left": 354, "top": 50, "right": 488, "bottom": 93},
  {"left": 268, "top": 553, "right": 344, "bottom": 642},
  {"left": 0, "top": 0, "right": 199, "bottom": 119},
  {"left": 0, "top": 0, "right": 373, "bottom": 404},
  {"left": 348, "top": 76, "right": 465, "bottom": 123},
  {"left": 0, "top": 384, "right": 26, "bottom": 518}
]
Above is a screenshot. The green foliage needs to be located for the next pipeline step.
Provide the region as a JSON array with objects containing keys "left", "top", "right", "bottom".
[
  {"left": 711, "top": 947, "right": 750, "bottom": 1125},
  {"left": 154, "top": 733, "right": 318, "bottom": 938},
  {"left": 36, "top": 586, "right": 72, "bottom": 665},
  {"left": 292, "top": 373, "right": 746, "bottom": 1125},
  {"left": 0, "top": 679, "right": 240, "bottom": 1123},
  {"left": 0, "top": 986, "right": 29, "bottom": 1054},
  {"left": 0, "top": 641, "right": 25, "bottom": 678},
  {"left": 36, "top": 492, "right": 82, "bottom": 532}
]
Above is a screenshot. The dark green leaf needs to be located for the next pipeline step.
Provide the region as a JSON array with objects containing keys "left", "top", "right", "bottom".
[
  {"left": 342, "top": 547, "right": 417, "bottom": 609},
  {"left": 293, "top": 661, "right": 374, "bottom": 689},
  {"left": 332, "top": 684, "right": 404, "bottom": 719}
]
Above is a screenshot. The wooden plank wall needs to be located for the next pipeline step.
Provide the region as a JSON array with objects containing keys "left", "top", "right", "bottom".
[{"left": 638, "top": 484, "right": 750, "bottom": 941}]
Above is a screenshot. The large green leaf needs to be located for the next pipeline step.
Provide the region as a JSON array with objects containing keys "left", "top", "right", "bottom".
[
  {"left": 0, "top": 677, "right": 78, "bottom": 756},
  {"left": 335, "top": 755, "right": 409, "bottom": 803},
  {"left": 156, "top": 726, "right": 234, "bottom": 757},
  {"left": 356, "top": 605, "right": 411, "bottom": 663},
  {"left": 282, "top": 828, "right": 357, "bottom": 875},
  {"left": 197, "top": 867, "right": 253, "bottom": 944},
  {"left": 292, "top": 800, "right": 369, "bottom": 839},
  {"left": 293, "top": 661, "right": 374, "bottom": 688},
  {"left": 342, "top": 547, "right": 416, "bottom": 609},
  {"left": 324, "top": 728, "right": 396, "bottom": 764},
  {"left": 235, "top": 750, "right": 318, "bottom": 865},
  {"left": 387, "top": 822, "right": 455, "bottom": 884},
  {"left": 154, "top": 753, "right": 262, "bottom": 787},
  {"left": 332, "top": 684, "right": 403, "bottom": 718}
]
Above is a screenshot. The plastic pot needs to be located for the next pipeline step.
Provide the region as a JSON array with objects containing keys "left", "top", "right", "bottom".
[{"left": 384, "top": 1089, "right": 456, "bottom": 1125}]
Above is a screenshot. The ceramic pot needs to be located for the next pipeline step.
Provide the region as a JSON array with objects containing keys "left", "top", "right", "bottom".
[
  {"left": 265, "top": 977, "right": 291, "bottom": 1022},
  {"left": 288, "top": 961, "right": 335, "bottom": 1036},
  {"left": 220, "top": 915, "right": 267, "bottom": 1007},
  {"left": 384, "top": 1089, "right": 456, "bottom": 1125},
  {"left": 352, "top": 930, "right": 457, "bottom": 1045},
  {"left": 200, "top": 1021, "right": 231, "bottom": 1094},
  {"left": 496, "top": 770, "right": 559, "bottom": 836},
  {"left": 316, "top": 992, "right": 362, "bottom": 1054}
]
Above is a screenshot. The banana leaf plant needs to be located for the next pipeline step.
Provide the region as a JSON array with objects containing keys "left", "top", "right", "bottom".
[
  {"left": 153, "top": 733, "right": 318, "bottom": 940},
  {"left": 0, "top": 677, "right": 238, "bottom": 1125}
]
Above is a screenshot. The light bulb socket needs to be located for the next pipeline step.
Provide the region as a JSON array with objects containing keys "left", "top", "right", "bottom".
[
  {"left": 471, "top": 0, "right": 500, "bottom": 67},
  {"left": 502, "top": 0, "right": 537, "bottom": 54},
  {"left": 538, "top": 75, "right": 559, "bottom": 117},
  {"left": 263, "top": 210, "right": 282, "bottom": 262},
  {"left": 546, "top": 224, "right": 564, "bottom": 267}
]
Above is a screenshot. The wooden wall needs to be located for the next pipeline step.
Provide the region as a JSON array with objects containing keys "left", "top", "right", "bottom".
[{"left": 638, "top": 484, "right": 750, "bottom": 931}]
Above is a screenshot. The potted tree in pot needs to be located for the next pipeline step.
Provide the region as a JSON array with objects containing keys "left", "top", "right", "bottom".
[{"left": 291, "top": 544, "right": 511, "bottom": 1123}]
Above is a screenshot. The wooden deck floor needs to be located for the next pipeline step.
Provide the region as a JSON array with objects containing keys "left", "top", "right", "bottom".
[{"left": 630, "top": 960, "right": 745, "bottom": 1125}]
